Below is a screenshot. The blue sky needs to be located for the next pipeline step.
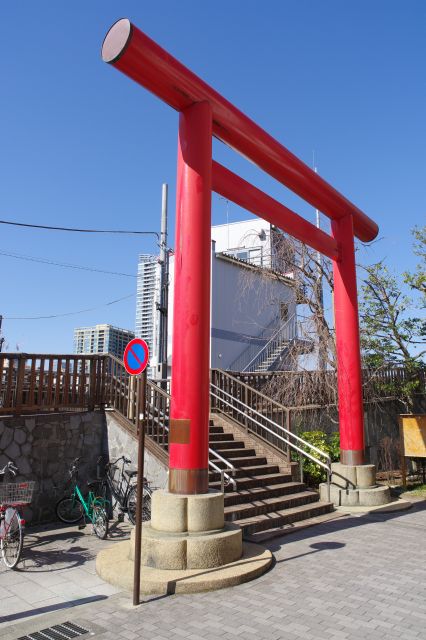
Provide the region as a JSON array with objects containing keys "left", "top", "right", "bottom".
[{"left": 1, "top": 1, "right": 425, "bottom": 353}]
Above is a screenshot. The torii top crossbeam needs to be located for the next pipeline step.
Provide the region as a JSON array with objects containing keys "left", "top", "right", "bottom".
[
  {"left": 102, "top": 19, "right": 377, "bottom": 245},
  {"left": 102, "top": 18, "right": 379, "bottom": 494}
]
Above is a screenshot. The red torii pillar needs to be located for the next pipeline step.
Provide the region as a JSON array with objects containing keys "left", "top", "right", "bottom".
[
  {"left": 169, "top": 101, "right": 212, "bottom": 493},
  {"left": 102, "top": 19, "right": 378, "bottom": 494},
  {"left": 331, "top": 215, "right": 364, "bottom": 465}
]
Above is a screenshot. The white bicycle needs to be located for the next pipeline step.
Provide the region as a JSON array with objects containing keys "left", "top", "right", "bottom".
[{"left": 0, "top": 461, "right": 35, "bottom": 569}]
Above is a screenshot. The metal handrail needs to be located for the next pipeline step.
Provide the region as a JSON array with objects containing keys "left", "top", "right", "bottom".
[
  {"left": 143, "top": 377, "right": 237, "bottom": 491},
  {"left": 210, "top": 380, "right": 331, "bottom": 501},
  {"left": 208, "top": 447, "right": 237, "bottom": 490},
  {"left": 243, "top": 314, "right": 297, "bottom": 372},
  {"left": 228, "top": 315, "right": 281, "bottom": 372}
]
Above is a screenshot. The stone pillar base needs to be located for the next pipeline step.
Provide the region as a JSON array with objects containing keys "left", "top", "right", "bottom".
[
  {"left": 96, "top": 489, "right": 272, "bottom": 594},
  {"left": 319, "top": 463, "right": 392, "bottom": 507}
]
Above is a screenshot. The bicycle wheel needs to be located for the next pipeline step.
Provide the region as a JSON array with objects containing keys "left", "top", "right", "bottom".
[
  {"left": 1, "top": 508, "right": 23, "bottom": 569},
  {"left": 142, "top": 487, "right": 152, "bottom": 522},
  {"left": 127, "top": 485, "right": 152, "bottom": 524},
  {"left": 92, "top": 505, "right": 108, "bottom": 540},
  {"left": 55, "top": 497, "right": 84, "bottom": 524}
]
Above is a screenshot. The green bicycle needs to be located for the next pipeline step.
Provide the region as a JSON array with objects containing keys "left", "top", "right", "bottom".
[{"left": 55, "top": 458, "right": 109, "bottom": 539}]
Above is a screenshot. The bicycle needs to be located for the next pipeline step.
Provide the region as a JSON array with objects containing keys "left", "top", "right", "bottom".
[
  {"left": 0, "top": 461, "right": 35, "bottom": 569},
  {"left": 55, "top": 458, "right": 109, "bottom": 539},
  {"left": 97, "top": 455, "right": 152, "bottom": 524}
]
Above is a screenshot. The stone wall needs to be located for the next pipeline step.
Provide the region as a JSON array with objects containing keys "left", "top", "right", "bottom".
[
  {"left": 0, "top": 411, "right": 105, "bottom": 524},
  {"left": 103, "top": 411, "right": 168, "bottom": 490},
  {"left": 0, "top": 409, "right": 169, "bottom": 526},
  {"left": 291, "top": 395, "right": 426, "bottom": 469},
  {"left": 364, "top": 395, "right": 426, "bottom": 468}
]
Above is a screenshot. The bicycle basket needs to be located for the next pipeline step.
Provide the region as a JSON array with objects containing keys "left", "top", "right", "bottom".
[{"left": 0, "top": 481, "right": 35, "bottom": 506}]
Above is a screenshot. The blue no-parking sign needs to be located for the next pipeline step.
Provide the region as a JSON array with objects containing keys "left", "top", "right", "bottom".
[{"left": 123, "top": 338, "right": 149, "bottom": 375}]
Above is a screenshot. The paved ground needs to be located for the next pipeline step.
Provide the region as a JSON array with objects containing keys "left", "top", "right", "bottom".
[
  {"left": 1, "top": 500, "right": 426, "bottom": 640},
  {"left": 0, "top": 520, "right": 129, "bottom": 627}
]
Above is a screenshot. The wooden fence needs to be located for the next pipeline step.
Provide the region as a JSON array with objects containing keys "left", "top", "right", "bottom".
[
  {"left": 0, "top": 354, "right": 170, "bottom": 450},
  {"left": 2, "top": 354, "right": 424, "bottom": 441},
  {"left": 0, "top": 353, "right": 107, "bottom": 414}
]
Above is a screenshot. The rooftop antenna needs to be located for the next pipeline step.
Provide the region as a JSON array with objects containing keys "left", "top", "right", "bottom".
[
  {"left": 157, "top": 183, "right": 169, "bottom": 384},
  {"left": 219, "top": 196, "right": 230, "bottom": 249}
]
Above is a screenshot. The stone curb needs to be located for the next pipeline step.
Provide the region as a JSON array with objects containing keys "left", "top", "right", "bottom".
[{"left": 96, "top": 540, "right": 272, "bottom": 594}]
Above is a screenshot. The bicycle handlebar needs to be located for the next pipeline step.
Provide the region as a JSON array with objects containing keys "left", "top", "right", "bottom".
[
  {"left": 106, "top": 455, "right": 132, "bottom": 467},
  {"left": 68, "top": 457, "right": 82, "bottom": 478},
  {"left": 0, "top": 461, "right": 19, "bottom": 476}
]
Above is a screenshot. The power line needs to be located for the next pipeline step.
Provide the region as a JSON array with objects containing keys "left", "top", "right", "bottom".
[
  {"left": 3, "top": 292, "right": 135, "bottom": 320},
  {"left": 0, "top": 250, "right": 137, "bottom": 278},
  {"left": 0, "top": 219, "right": 159, "bottom": 239}
]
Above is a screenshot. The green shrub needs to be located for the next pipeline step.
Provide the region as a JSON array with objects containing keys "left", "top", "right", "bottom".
[{"left": 292, "top": 430, "right": 340, "bottom": 486}]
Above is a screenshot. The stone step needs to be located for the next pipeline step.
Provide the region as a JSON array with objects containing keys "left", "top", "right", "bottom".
[
  {"left": 209, "top": 425, "right": 224, "bottom": 434},
  {"left": 247, "top": 510, "right": 343, "bottom": 543},
  {"left": 209, "top": 433, "right": 235, "bottom": 442},
  {"left": 223, "top": 482, "right": 307, "bottom": 506},
  {"left": 234, "top": 501, "right": 334, "bottom": 535},
  {"left": 224, "top": 490, "right": 319, "bottom": 521},
  {"left": 210, "top": 440, "right": 246, "bottom": 451},
  {"left": 211, "top": 448, "right": 256, "bottom": 459},
  {"left": 209, "top": 469, "right": 284, "bottom": 486},
  {"left": 218, "top": 456, "right": 268, "bottom": 469}
]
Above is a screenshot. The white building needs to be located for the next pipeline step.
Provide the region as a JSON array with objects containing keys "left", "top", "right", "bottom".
[
  {"left": 135, "top": 254, "right": 161, "bottom": 375},
  {"left": 211, "top": 218, "right": 271, "bottom": 267},
  {"left": 73, "top": 324, "right": 135, "bottom": 359},
  {"left": 136, "top": 219, "right": 299, "bottom": 375}
]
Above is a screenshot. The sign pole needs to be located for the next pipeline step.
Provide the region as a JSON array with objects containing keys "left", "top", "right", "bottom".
[{"left": 133, "top": 368, "right": 147, "bottom": 606}]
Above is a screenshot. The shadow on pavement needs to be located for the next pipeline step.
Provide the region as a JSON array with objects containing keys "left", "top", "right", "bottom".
[
  {"left": 0, "top": 595, "right": 107, "bottom": 624},
  {"left": 266, "top": 499, "right": 426, "bottom": 555},
  {"left": 16, "top": 520, "right": 130, "bottom": 572},
  {"left": 272, "top": 540, "right": 346, "bottom": 564}
]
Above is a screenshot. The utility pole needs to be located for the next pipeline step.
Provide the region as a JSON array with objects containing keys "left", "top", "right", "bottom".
[
  {"left": 0, "top": 316, "right": 5, "bottom": 353},
  {"left": 157, "top": 183, "right": 169, "bottom": 382}
]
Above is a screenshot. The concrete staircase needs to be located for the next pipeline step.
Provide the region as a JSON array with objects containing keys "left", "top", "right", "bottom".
[{"left": 208, "top": 414, "right": 334, "bottom": 538}]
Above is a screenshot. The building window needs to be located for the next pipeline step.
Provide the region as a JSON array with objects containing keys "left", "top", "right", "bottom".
[{"left": 280, "top": 303, "right": 289, "bottom": 323}]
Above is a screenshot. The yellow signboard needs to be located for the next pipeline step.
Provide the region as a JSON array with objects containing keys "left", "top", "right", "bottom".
[{"left": 399, "top": 414, "right": 426, "bottom": 458}]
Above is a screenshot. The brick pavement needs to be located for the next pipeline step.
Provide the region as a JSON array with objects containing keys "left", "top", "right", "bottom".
[
  {"left": 1, "top": 501, "right": 426, "bottom": 640},
  {"left": 0, "top": 520, "right": 128, "bottom": 627}
]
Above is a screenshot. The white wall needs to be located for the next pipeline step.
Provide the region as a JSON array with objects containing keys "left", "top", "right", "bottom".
[
  {"left": 155, "top": 220, "right": 296, "bottom": 373},
  {"left": 210, "top": 252, "right": 296, "bottom": 369},
  {"left": 211, "top": 218, "right": 272, "bottom": 267}
]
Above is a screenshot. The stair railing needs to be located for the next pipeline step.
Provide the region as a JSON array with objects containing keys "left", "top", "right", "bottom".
[
  {"left": 242, "top": 313, "right": 297, "bottom": 372},
  {"left": 146, "top": 379, "right": 170, "bottom": 450},
  {"left": 228, "top": 315, "right": 281, "bottom": 372},
  {"left": 208, "top": 449, "right": 237, "bottom": 491},
  {"left": 210, "top": 369, "right": 331, "bottom": 501},
  {"left": 107, "top": 360, "right": 237, "bottom": 490}
]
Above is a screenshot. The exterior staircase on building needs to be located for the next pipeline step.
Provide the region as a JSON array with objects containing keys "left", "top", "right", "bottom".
[
  {"left": 228, "top": 314, "right": 312, "bottom": 373},
  {"left": 254, "top": 340, "right": 292, "bottom": 373},
  {"left": 208, "top": 414, "right": 333, "bottom": 538}
]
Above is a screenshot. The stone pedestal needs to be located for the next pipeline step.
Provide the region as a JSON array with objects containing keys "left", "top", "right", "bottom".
[
  {"left": 96, "top": 489, "right": 272, "bottom": 595},
  {"left": 133, "top": 489, "right": 242, "bottom": 570},
  {"left": 320, "top": 463, "right": 392, "bottom": 508}
]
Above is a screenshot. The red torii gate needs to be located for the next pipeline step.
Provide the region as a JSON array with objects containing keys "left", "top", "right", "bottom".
[{"left": 102, "top": 19, "right": 379, "bottom": 495}]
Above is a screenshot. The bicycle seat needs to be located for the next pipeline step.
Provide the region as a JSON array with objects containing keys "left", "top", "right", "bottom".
[
  {"left": 87, "top": 480, "right": 101, "bottom": 489},
  {"left": 124, "top": 468, "right": 138, "bottom": 479}
]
